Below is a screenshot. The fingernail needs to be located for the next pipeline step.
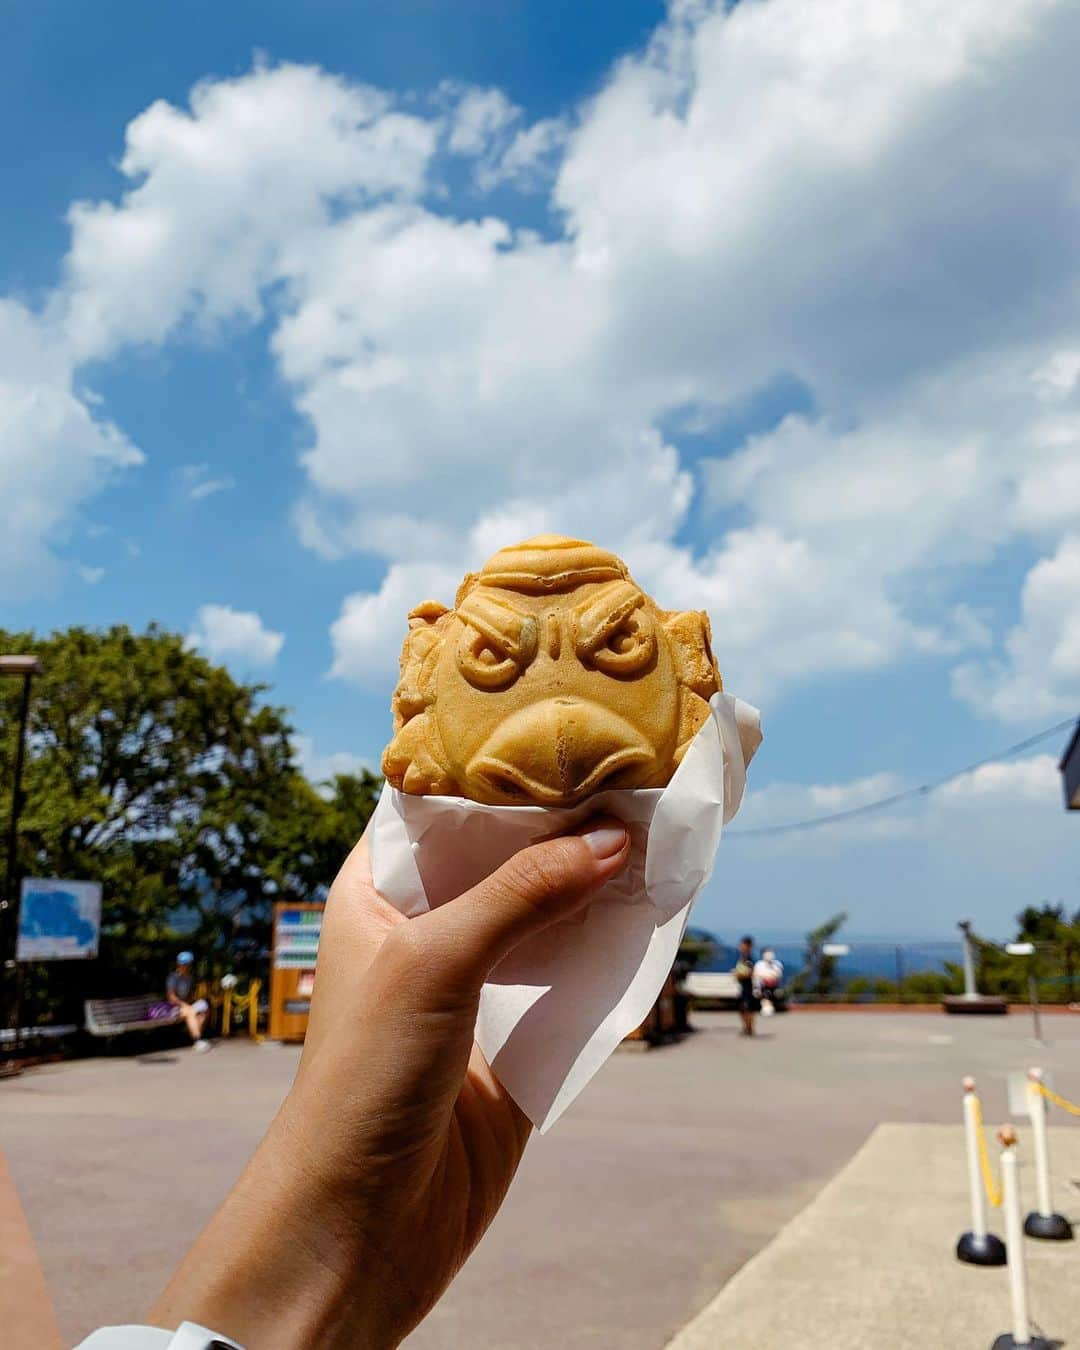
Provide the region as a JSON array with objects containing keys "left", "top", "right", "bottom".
[{"left": 580, "top": 824, "right": 628, "bottom": 859}]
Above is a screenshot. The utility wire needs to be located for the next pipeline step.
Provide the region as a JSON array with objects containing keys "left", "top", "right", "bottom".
[{"left": 726, "top": 715, "right": 1078, "bottom": 839}]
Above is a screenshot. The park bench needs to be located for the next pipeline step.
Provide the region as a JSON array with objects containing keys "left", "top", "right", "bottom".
[
  {"left": 680, "top": 970, "right": 789, "bottom": 1011},
  {"left": 84, "top": 994, "right": 179, "bottom": 1039},
  {"left": 680, "top": 971, "right": 740, "bottom": 1006}
]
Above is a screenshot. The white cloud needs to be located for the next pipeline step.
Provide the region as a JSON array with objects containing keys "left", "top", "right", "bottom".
[
  {"left": 292, "top": 734, "right": 373, "bottom": 790},
  {"left": 77, "top": 563, "right": 105, "bottom": 585},
  {"left": 939, "top": 753, "right": 1060, "bottom": 805},
  {"left": 953, "top": 536, "right": 1080, "bottom": 720},
  {"left": 329, "top": 561, "right": 460, "bottom": 686},
  {"left": 186, "top": 603, "right": 285, "bottom": 668},
  {"left": 490, "top": 117, "right": 569, "bottom": 189},
  {"left": 709, "top": 752, "right": 1073, "bottom": 934},
  {"left": 11, "top": 0, "right": 1080, "bottom": 716},
  {"left": 444, "top": 85, "right": 520, "bottom": 156},
  {"left": 0, "top": 299, "right": 142, "bottom": 589},
  {"left": 734, "top": 771, "right": 916, "bottom": 845},
  {"left": 60, "top": 61, "right": 438, "bottom": 362},
  {"left": 178, "top": 462, "right": 235, "bottom": 501}
]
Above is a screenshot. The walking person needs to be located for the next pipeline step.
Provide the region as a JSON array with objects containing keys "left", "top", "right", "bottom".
[
  {"left": 734, "top": 935, "right": 760, "bottom": 1036},
  {"left": 149, "top": 951, "right": 211, "bottom": 1052}
]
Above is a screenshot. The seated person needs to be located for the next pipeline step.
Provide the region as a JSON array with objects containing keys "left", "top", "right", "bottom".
[{"left": 149, "top": 951, "right": 211, "bottom": 1052}]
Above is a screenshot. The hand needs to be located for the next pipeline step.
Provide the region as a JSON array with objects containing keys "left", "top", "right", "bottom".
[{"left": 151, "top": 816, "right": 630, "bottom": 1348}]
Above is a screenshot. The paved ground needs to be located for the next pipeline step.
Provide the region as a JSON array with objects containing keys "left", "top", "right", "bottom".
[
  {"left": 668, "top": 1122, "right": 1080, "bottom": 1350},
  {"left": 2, "top": 1010, "right": 1079, "bottom": 1348}
]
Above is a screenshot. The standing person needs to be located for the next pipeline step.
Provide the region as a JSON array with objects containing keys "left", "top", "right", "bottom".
[
  {"left": 754, "top": 947, "right": 784, "bottom": 1016},
  {"left": 150, "top": 951, "right": 211, "bottom": 1052},
  {"left": 734, "top": 935, "right": 759, "bottom": 1036}
]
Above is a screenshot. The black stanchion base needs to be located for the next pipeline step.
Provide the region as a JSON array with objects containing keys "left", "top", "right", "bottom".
[
  {"left": 1024, "top": 1211, "right": 1074, "bottom": 1241},
  {"left": 957, "top": 1230, "right": 1007, "bottom": 1265},
  {"left": 991, "top": 1336, "right": 1055, "bottom": 1349}
]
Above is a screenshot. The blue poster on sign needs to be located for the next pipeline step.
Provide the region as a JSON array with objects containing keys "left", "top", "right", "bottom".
[{"left": 17, "top": 878, "right": 102, "bottom": 960}]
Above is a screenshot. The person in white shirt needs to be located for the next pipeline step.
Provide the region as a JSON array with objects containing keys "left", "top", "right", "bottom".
[{"left": 753, "top": 949, "right": 784, "bottom": 1016}]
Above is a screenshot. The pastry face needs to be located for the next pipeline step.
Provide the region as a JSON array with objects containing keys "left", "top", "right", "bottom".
[{"left": 383, "top": 535, "right": 722, "bottom": 806}]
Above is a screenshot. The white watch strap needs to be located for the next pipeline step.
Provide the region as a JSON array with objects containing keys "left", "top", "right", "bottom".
[{"left": 74, "top": 1322, "right": 244, "bottom": 1350}]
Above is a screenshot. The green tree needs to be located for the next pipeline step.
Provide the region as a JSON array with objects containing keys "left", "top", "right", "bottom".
[
  {"left": 0, "top": 626, "right": 380, "bottom": 1015},
  {"left": 676, "top": 926, "right": 720, "bottom": 972},
  {"left": 791, "top": 911, "right": 848, "bottom": 1001}
]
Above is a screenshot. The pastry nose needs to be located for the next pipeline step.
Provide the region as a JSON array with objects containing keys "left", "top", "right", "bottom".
[{"left": 466, "top": 697, "right": 655, "bottom": 805}]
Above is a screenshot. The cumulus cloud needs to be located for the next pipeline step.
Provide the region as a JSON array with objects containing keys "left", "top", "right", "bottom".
[
  {"left": 60, "top": 61, "right": 438, "bottom": 361},
  {"left": 9, "top": 0, "right": 1080, "bottom": 718},
  {"left": 953, "top": 536, "right": 1080, "bottom": 720},
  {"left": 444, "top": 84, "right": 520, "bottom": 156},
  {"left": 329, "top": 561, "right": 460, "bottom": 685},
  {"left": 0, "top": 300, "right": 142, "bottom": 589},
  {"left": 710, "top": 752, "right": 1071, "bottom": 933},
  {"left": 938, "top": 753, "right": 1061, "bottom": 804},
  {"left": 488, "top": 117, "right": 569, "bottom": 190},
  {"left": 186, "top": 603, "right": 285, "bottom": 668},
  {"left": 292, "top": 734, "right": 373, "bottom": 790}
]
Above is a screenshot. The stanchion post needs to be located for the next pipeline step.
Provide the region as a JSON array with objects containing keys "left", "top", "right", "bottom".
[
  {"left": 991, "top": 1127, "right": 1054, "bottom": 1349},
  {"left": 1023, "top": 1069, "right": 1074, "bottom": 1241},
  {"left": 958, "top": 1077, "right": 1007, "bottom": 1265}
]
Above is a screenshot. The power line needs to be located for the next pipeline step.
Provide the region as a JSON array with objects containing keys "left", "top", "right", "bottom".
[{"left": 726, "top": 715, "right": 1078, "bottom": 839}]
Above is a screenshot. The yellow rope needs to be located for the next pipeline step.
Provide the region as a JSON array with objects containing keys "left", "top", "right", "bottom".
[
  {"left": 1035, "top": 1081, "right": 1080, "bottom": 1118},
  {"left": 972, "top": 1094, "right": 1003, "bottom": 1208}
]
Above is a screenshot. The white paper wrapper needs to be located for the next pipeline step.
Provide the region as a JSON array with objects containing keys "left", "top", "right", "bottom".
[{"left": 369, "top": 691, "right": 761, "bottom": 1132}]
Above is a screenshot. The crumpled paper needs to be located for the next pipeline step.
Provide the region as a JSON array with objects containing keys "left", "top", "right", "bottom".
[{"left": 368, "top": 692, "right": 762, "bottom": 1132}]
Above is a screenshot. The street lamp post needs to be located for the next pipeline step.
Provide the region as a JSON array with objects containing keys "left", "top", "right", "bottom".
[{"left": 1, "top": 654, "right": 42, "bottom": 1076}]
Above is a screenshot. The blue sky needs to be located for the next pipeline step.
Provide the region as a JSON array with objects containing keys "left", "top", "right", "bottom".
[{"left": 2, "top": 0, "right": 1079, "bottom": 939}]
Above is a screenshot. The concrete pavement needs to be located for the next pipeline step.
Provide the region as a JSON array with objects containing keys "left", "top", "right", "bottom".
[
  {"left": 666, "top": 1122, "right": 1080, "bottom": 1350},
  {"left": 2, "top": 1011, "right": 1079, "bottom": 1347}
]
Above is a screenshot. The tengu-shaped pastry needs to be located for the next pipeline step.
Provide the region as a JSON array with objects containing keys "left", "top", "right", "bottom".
[{"left": 382, "top": 535, "right": 722, "bottom": 806}]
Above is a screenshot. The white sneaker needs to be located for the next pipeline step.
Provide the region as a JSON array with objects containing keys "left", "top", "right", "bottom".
[{"left": 193, "top": 1039, "right": 211, "bottom": 1053}]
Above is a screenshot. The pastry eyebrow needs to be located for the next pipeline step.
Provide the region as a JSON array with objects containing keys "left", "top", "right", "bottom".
[
  {"left": 574, "top": 581, "right": 645, "bottom": 652},
  {"left": 458, "top": 593, "right": 533, "bottom": 656}
]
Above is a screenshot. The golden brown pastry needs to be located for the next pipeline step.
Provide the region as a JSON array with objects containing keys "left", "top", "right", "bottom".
[{"left": 382, "top": 535, "right": 722, "bottom": 805}]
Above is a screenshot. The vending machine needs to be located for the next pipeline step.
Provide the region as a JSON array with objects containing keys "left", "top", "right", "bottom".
[{"left": 269, "top": 901, "right": 324, "bottom": 1042}]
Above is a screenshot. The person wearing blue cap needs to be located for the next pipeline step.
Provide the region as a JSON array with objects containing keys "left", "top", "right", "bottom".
[{"left": 163, "top": 950, "right": 211, "bottom": 1052}]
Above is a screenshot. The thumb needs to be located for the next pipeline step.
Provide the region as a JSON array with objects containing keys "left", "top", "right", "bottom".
[{"left": 387, "top": 817, "right": 630, "bottom": 1007}]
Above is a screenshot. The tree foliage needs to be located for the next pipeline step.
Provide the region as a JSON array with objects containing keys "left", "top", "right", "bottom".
[
  {"left": 0, "top": 626, "right": 379, "bottom": 1013},
  {"left": 975, "top": 903, "right": 1080, "bottom": 1003},
  {"left": 676, "top": 926, "right": 721, "bottom": 972},
  {"left": 790, "top": 911, "right": 848, "bottom": 1000}
]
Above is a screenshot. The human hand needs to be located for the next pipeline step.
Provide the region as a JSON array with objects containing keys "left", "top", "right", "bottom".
[{"left": 152, "top": 816, "right": 630, "bottom": 1348}]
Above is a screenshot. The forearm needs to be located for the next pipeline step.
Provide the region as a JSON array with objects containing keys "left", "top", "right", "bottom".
[
  {"left": 151, "top": 1094, "right": 400, "bottom": 1350},
  {"left": 152, "top": 1104, "right": 373, "bottom": 1347}
]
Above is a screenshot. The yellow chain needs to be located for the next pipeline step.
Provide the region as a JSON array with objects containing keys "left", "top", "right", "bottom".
[
  {"left": 972, "top": 1094, "right": 1003, "bottom": 1208},
  {"left": 1035, "top": 1081, "right": 1080, "bottom": 1118}
]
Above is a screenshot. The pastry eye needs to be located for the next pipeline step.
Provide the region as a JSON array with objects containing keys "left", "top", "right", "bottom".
[
  {"left": 587, "top": 610, "right": 657, "bottom": 676},
  {"left": 456, "top": 617, "right": 537, "bottom": 689}
]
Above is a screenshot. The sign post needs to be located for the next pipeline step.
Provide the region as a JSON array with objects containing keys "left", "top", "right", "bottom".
[{"left": 16, "top": 879, "right": 102, "bottom": 961}]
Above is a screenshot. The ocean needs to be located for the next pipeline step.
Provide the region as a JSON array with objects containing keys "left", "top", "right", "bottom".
[{"left": 699, "top": 939, "right": 967, "bottom": 986}]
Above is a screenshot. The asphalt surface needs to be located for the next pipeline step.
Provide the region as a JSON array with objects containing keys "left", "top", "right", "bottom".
[{"left": 3, "top": 1010, "right": 1079, "bottom": 1349}]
